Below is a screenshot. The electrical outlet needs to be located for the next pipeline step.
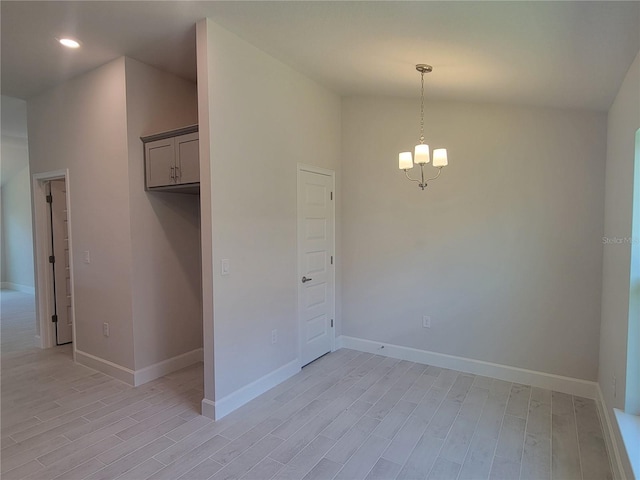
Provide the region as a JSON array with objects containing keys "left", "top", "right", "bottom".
[
  {"left": 83, "top": 250, "right": 91, "bottom": 264},
  {"left": 103, "top": 322, "right": 109, "bottom": 337},
  {"left": 422, "top": 315, "right": 431, "bottom": 328},
  {"left": 271, "top": 329, "right": 277, "bottom": 344}
]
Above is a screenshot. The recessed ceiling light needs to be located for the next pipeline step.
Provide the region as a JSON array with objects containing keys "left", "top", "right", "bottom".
[{"left": 58, "top": 38, "right": 80, "bottom": 49}]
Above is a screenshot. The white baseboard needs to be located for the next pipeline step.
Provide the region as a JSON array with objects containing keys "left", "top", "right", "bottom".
[
  {"left": 204, "top": 359, "right": 300, "bottom": 421},
  {"left": 1, "top": 282, "right": 35, "bottom": 294},
  {"left": 134, "top": 348, "right": 203, "bottom": 386},
  {"left": 338, "top": 335, "right": 598, "bottom": 399},
  {"left": 76, "top": 348, "right": 204, "bottom": 387},
  {"left": 596, "top": 384, "right": 629, "bottom": 480},
  {"left": 75, "top": 349, "right": 135, "bottom": 385},
  {"left": 202, "top": 398, "right": 216, "bottom": 420}
]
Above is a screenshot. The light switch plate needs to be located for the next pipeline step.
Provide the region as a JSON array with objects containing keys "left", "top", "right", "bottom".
[{"left": 221, "top": 259, "right": 230, "bottom": 276}]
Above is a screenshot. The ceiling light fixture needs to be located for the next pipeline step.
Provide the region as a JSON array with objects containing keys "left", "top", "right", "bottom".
[
  {"left": 58, "top": 38, "right": 80, "bottom": 49},
  {"left": 399, "top": 64, "right": 448, "bottom": 190}
]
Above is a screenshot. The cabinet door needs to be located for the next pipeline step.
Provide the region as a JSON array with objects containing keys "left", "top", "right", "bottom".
[
  {"left": 146, "top": 138, "right": 175, "bottom": 188},
  {"left": 175, "top": 132, "right": 199, "bottom": 185}
]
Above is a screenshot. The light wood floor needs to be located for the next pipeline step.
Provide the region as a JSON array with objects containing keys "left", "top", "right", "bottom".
[{"left": 1, "top": 289, "right": 613, "bottom": 480}]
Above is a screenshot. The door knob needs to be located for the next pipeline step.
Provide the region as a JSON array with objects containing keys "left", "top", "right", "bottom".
[{"left": 301, "top": 276, "right": 312, "bottom": 283}]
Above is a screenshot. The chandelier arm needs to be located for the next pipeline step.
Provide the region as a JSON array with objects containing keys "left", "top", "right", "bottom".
[
  {"left": 424, "top": 167, "right": 443, "bottom": 182},
  {"left": 404, "top": 169, "right": 421, "bottom": 183}
]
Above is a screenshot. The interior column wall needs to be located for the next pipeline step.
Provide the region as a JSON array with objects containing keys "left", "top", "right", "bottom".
[{"left": 201, "top": 19, "right": 342, "bottom": 409}]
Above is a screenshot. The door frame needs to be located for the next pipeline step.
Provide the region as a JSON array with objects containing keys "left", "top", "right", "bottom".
[
  {"left": 296, "top": 163, "right": 336, "bottom": 368},
  {"left": 32, "top": 169, "right": 77, "bottom": 358}
]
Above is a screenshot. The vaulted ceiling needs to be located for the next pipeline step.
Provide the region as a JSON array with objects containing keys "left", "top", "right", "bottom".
[{"left": 1, "top": 1, "right": 639, "bottom": 111}]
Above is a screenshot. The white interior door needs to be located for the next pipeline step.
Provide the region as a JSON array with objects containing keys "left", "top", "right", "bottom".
[
  {"left": 50, "top": 179, "right": 73, "bottom": 345},
  {"left": 298, "top": 167, "right": 335, "bottom": 367}
]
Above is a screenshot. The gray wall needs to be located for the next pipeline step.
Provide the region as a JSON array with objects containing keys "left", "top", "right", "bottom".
[
  {"left": 342, "top": 97, "right": 607, "bottom": 381},
  {"left": 124, "top": 57, "right": 202, "bottom": 371},
  {"left": 599, "top": 49, "right": 639, "bottom": 479}
]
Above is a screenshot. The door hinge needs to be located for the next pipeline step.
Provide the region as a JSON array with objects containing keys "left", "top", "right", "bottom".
[
  {"left": 331, "top": 319, "right": 334, "bottom": 328},
  {"left": 51, "top": 314, "right": 58, "bottom": 323},
  {"left": 330, "top": 192, "right": 333, "bottom": 200},
  {"left": 331, "top": 256, "right": 333, "bottom": 265},
  {"left": 49, "top": 255, "right": 55, "bottom": 264},
  {"left": 46, "top": 194, "right": 53, "bottom": 204}
]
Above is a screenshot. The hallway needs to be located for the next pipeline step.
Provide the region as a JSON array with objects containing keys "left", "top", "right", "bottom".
[
  {"left": 0, "top": 289, "right": 203, "bottom": 479},
  {"left": 1, "top": 289, "right": 38, "bottom": 353}
]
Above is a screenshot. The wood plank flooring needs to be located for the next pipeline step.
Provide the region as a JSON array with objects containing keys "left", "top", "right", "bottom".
[{"left": 1, "top": 289, "right": 613, "bottom": 479}]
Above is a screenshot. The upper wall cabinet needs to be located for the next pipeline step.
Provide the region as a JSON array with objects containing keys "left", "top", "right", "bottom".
[{"left": 141, "top": 125, "right": 199, "bottom": 194}]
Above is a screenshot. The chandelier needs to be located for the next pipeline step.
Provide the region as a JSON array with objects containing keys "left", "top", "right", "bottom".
[{"left": 398, "top": 64, "right": 448, "bottom": 190}]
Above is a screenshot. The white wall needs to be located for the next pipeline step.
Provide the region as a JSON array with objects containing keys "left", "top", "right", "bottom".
[
  {"left": 124, "top": 57, "right": 202, "bottom": 370},
  {"left": 199, "top": 19, "right": 342, "bottom": 406},
  {"left": 1, "top": 161, "right": 34, "bottom": 290},
  {"left": 599, "top": 49, "right": 640, "bottom": 479},
  {"left": 342, "top": 97, "right": 606, "bottom": 381},
  {"left": 28, "top": 58, "right": 136, "bottom": 369}
]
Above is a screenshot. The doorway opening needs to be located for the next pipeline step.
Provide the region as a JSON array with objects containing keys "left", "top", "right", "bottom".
[
  {"left": 32, "top": 170, "right": 76, "bottom": 357},
  {"left": 47, "top": 179, "right": 72, "bottom": 346}
]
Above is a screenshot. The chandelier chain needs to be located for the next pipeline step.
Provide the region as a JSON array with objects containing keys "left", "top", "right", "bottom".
[{"left": 419, "top": 71, "right": 425, "bottom": 144}]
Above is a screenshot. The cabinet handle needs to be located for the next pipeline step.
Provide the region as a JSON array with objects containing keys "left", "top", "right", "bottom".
[
  {"left": 170, "top": 166, "right": 175, "bottom": 181},
  {"left": 175, "top": 166, "right": 180, "bottom": 183}
]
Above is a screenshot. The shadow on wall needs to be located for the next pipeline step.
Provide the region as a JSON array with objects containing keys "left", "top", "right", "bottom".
[{"left": 147, "top": 191, "right": 201, "bottom": 293}]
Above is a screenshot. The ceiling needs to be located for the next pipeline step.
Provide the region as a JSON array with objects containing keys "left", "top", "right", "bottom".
[{"left": 1, "top": 1, "right": 639, "bottom": 112}]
